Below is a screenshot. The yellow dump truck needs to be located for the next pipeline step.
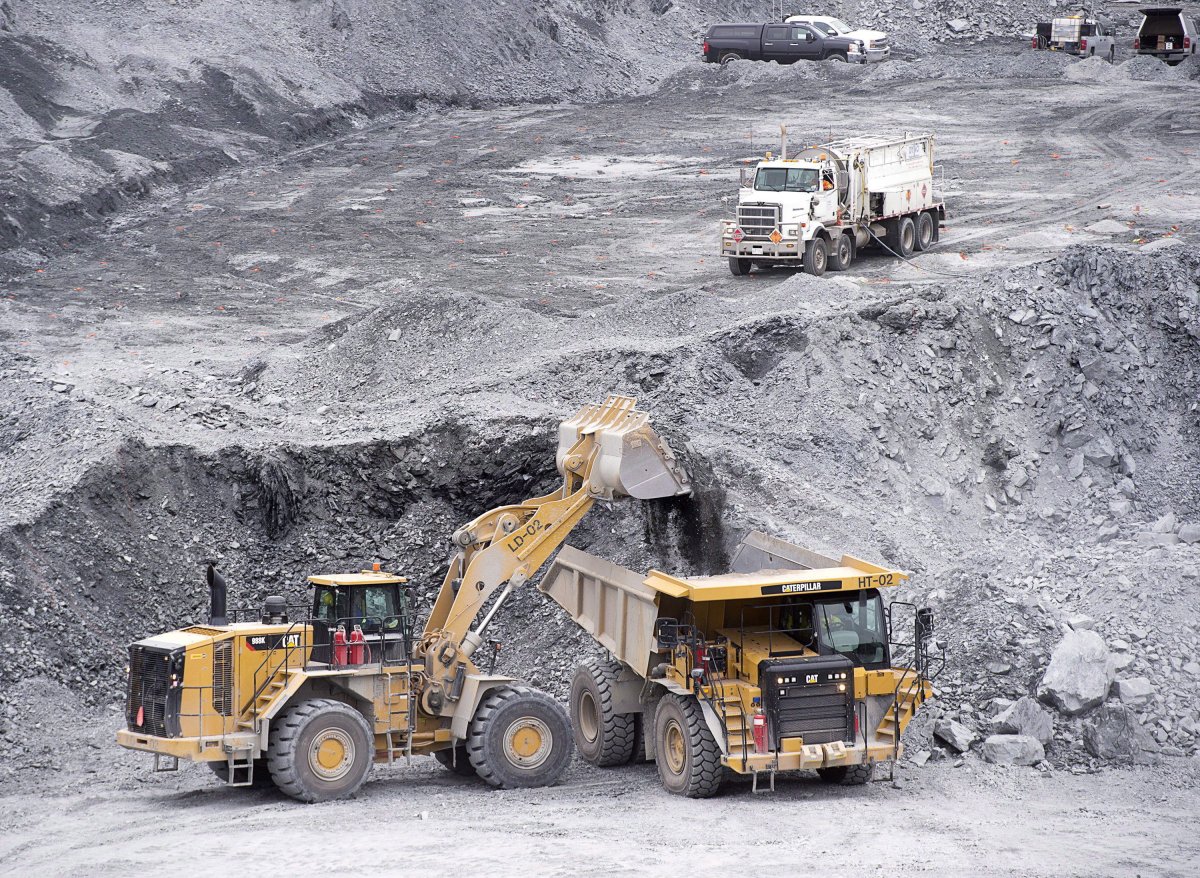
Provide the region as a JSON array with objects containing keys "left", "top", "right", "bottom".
[{"left": 541, "top": 531, "right": 944, "bottom": 796}]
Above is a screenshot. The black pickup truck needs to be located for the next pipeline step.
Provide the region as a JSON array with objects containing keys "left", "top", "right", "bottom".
[{"left": 702, "top": 22, "right": 865, "bottom": 64}]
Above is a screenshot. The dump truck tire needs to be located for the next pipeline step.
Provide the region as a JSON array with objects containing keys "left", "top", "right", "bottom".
[
  {"left": 817, "top": 763, "right": 874, "bottom": 785},
  {"left": 434, "top": 745, "right": 479, "bottom": 777},
  {"left": 728, "top": 257, "right": 752, "bottom": 276},
  {"left": 915, "top": 211, "right": 935, "bottom": 251},
  {"left": 267, "top": 698, "right": 373, "bottom": 803},
  {"left": 830, "top": 233, "right": 854, "bottom": 271},
  {"left": 467, "top": 685, "right": 572, "bottom": 788},
  {"left": 630, "top": 713, "right": 648, "bottom": 764},
  {"left": 208, "top": 758, "right": 274, "bottom": 789},
  {"left": 892, "top": 216, "right": 916, "bottom": 257},
  {"left": 653, "top": 695, "right": 722, "bottom": 798},
  {"left": 570, "top": 658, "right": 637, "bottom": 767},
  {"left": 803, "top": 237, "right": 828, "bottom": 276}
]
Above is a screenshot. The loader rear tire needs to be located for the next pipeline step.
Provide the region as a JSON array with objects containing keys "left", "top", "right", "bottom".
[
  {"left": 467, "top": 685, "right": 572, "bottom": 788},
  {"left": 915, "top": 211, "right": 935, "bottom": 252},
  {"left": 803, "top": 236, "right": 828, "bottom": 276},
  {"left": 434, "top": 745, "right": 479, "bottom": 777},
  {"left": 817, "top": 763, "right": 874, "bottom": 785},
  {"left": 208, "top": 758, "right": 274, "bottom": 789},
  {"left": 267, "top": 698, "right": 373, "bottom": 803},
  {"left": 570, "top": 658, "right": 637, "bottom": 767},
  {"left": 728, "top": 257, "right": 753, "bottom": 276},
  {"left": 653, "top": 695, "right": 722, "bottom": 798}
]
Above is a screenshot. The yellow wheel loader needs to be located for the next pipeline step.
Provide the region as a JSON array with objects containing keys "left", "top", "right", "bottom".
[
  {"left": 116, "top": 396, "right": 690, "bottom": 802},
  {"left": 540, "top": 531, "right": 945, "bottom": 796}
]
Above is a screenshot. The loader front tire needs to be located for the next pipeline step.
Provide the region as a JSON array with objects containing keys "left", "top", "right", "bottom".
[
  {"left": 434, "top": 745, "right": 479, "bottom": 777},
  {"left": 467, "top": 686, "right": 572, "bottom": 788},
  {"left": 817, "top": 763, "right": 874, "bottom": 785},
  {"left": 267, "top": 698, "right": 374, "bottom": 803},
  {"left": 570, "top": 658, "right": 637, "bottom": 767},
  {"left": 653, "top": 695, "right": 722, "bottom": 798}
]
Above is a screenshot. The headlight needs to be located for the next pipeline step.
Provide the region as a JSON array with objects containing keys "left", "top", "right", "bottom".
[
  {"left": 781, "top": 224, "right": 799, "bottom": 237},
  {"left": 849, "top": 41, "right": 863, "bottom": 52}
]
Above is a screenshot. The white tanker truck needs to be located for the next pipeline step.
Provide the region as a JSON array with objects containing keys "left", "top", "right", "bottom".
[{"left": 721, "top": 131, "right": 946, "bottom": 277}]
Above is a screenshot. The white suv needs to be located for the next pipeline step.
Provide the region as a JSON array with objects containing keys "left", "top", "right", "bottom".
[
  {"left": 1134, "top": 7, "right": 1198, "bottom": 65},
  {"left": 784, "top": 15, "right": 890, "bottom": 62}
]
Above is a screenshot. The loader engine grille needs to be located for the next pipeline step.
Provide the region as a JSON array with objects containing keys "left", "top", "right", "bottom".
[
  {"left": 759, "top": 654, "right": 855, "bottom": 748},
  {"left": 736, "top": 204, "right": 780, "bottom": 240},
  {"left": 212, "top": 640, "right": 233, "bottom": 716},
  {"left": 127, "top": 644, "right": 183, "bottom": 738}
]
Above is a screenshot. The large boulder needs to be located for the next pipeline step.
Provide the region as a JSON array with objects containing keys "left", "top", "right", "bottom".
[
  {"left": 1114, "top": 676, "right": 1154, "bottom": 706},
  {"left": 933, "top": 718, "right": 978, "bottom": 753},
  {"left": 980, "top": 734, "right": 1044, "bottom": 766},
  {"left": 1037, "top": 629, "right": 1114, "bottom": 715},
  {"left": 1083, "top": 704, "right": 1155, "bottom": 761},
  {"left": 992, "top": 696, "right": 1054, "bottom": 745}
]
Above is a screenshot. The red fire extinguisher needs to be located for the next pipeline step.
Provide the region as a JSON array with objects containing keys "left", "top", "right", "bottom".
[
  {"left": 752, "top": 698, "right": 767, "bottom": 753},
  {"left": 333, "top": 624, "right": 348, "bottom": 667},
  {"left": 348, "top": 624, "right": 366, "bottom": 665}
]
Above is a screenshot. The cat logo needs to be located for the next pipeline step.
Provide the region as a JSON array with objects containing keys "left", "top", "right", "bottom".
[{"left": 805, "top": 674, "right": 819, "bottom": 684}]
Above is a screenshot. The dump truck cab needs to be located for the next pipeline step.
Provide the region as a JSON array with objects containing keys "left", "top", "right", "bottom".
[{"left": 543, "top": 531, "right": 944, "bottom": 796}]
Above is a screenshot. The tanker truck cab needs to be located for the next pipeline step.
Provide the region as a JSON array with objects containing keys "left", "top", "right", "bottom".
[{"left": 723, "top": 132, "right": 945, "bottom": 279}]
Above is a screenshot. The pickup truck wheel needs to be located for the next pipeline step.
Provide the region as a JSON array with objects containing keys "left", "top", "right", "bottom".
[
  {"left": 728, "top": 257, "right": 752, "bottom": 276},
  {"left": 570, "top": 658, "right": 637, "bottom": 767},
  {"left": 720, "top": 51, "right": 742, "bottom": 65},
  {"left": 803, "top": 237, "right": 828, "bottom": 276},
  {"left": 892, "top": 216, "right": 916, "bottom": 258},
  {"left": 826, "top": 52, "right": 848, "bottom": 62},
  {"left": 914, "top": 212, "right": 935, "bottom": 252},
  {"left": 829, "top": 233, "right": 854, "bottom": 271}
]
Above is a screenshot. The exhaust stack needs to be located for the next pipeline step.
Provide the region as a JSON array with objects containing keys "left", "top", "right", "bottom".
[{"left": 206, "top": 562, "right": 228, "bottom": 626}]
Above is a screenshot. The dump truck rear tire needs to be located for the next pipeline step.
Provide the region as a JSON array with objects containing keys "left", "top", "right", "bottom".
[
  {"left": 653, "top": 695, "right": 722, "bottom": 798},
  {"left": 817, "top": 763, "right": 874, "bottom": 785},
  {"left": 467, "top": 685, "right": 572, "bottom": 788},
  {"left": 267, "top": 698, "right": 374, "bottom": 803},
  {"left": 893, "top": 216, "right": 916, "bottom": 257},
  {"left": 434, "top": 745, "right": 479, "bottom": 777},
  {"left": 915, "top": 211, "right": 935, "bottom": 251},
  {"left": 728, "top": 257, "right": 752, "bottom": 276},
  {"left": 570, "top": 658, "right": 637, "bottom": 767},
  {"left": 208, "top": 758, "right": 275, "bottom": 789}
]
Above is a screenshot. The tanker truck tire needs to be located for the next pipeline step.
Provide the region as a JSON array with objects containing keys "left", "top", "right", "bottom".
[
  {"left": 434, "top": 745, "right": 480, "bottom": 777},
  {"left": 818, "top": 763, "right": 874, "bottom": 785},
  {"left": 915, "top": 211, "right": 935, "bottom": 251},
  {"left": 467, "top": 685, "right": 572, "bottom": 788},
  {"left": 267, "top": 698, "right": 374, "bottom": 803},
  {"left": 892, "top": 216, "right": 916, "bottom": 258},
  {"left": 830, "top": 233, "right": 854, "bottom": 271},
  {"left": 570, "top": 658, "right": 637, "bottom": 767},
  {"left": 729, "top": 257, "right": 752, "bottom": 276},
  {"left": 803, "top": 237, "right": 828, "bottom": 276},
  {"left": 653, "top": 695, "right": 722, "bottom": 798}
]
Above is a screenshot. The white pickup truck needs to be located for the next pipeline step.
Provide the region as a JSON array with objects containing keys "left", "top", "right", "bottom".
[{"left": 721, "top": 133, "right": 946, "bottom": 277}]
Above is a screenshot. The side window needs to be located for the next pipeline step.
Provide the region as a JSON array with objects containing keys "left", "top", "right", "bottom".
[
  {"left": 792, "top": 26, "right": 813, "bottom": 40},
  {"left": 765, "top": 25, "right": 789, "bottom": 40},
  {"left": 313, "top": 586, "right": 343, "bottom": 622}
]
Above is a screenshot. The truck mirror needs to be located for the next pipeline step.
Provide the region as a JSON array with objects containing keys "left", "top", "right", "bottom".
[{"left": 806, "top": 32, "right": 815, "bottom": 41}]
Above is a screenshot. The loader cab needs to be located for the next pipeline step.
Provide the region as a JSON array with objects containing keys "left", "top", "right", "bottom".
[{"left": 308, "top": 570, "right": 413, "bottom": 663}]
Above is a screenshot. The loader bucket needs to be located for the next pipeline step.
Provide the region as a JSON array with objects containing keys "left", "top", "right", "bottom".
[{"left": 556, "top": 395, "right": 691, "bottom": 500}]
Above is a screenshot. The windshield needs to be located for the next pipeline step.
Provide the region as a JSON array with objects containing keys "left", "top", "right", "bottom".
[
  {"left": 814, "top": 593, "right": 888, "bottom": 667},
  {"left": 754, "top": 167, "right": 818, "bottom": 193},
  {"left": 825, "top": 18, "right": 853, "bottom": 34}
]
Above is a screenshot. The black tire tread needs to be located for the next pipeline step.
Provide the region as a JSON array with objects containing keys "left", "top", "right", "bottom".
[
  {"left": 267, "top": 697, "right": 372, "bottom": 803},
  {"left": 466, "top": 685, "right": 572, "bottom": 789},
  {"left": 434, "top": 745, "right": 479, "bottom": 777},
  {"left": 655, "top": 694, "right": 722, "bottom": 798},
  {"left": 571, "top": 658, "right": 637, "bottom": 767}
]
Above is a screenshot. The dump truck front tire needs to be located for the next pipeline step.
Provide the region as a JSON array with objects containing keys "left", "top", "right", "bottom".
[
  {"left": 434, "top": 745, "right": 479, "bottom": 777},
  {"left": 467, "top": 686, "right": 572, "bottom": 788},
  {"left": 654, "top": 695, "right": 722, "bottom": 798},
  {"left": 818, "top": 763, "right": 874, "bottom": 785},
  {"left": 570, "top": 658, "right": 637, "bottom": 767},
  {"left": 267, "top": 698, "right": 374, "bottom": 803}
]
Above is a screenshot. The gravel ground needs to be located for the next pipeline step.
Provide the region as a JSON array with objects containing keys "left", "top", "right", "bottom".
[{"left": 2, "top": 10, "right": 1200, "bottom": 876}]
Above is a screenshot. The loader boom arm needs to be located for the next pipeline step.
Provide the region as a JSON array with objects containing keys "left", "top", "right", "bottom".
[{"left": 419, "top": 396, "right": 689, "bottom": 656}]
